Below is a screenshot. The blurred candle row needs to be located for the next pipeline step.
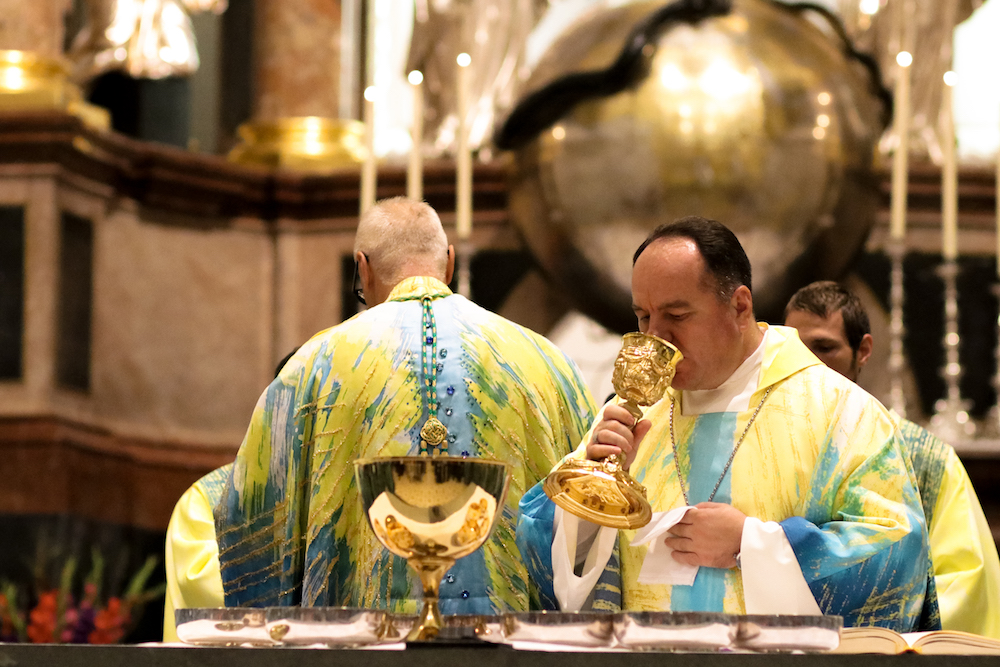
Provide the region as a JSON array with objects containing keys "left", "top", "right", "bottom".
[
  {"left": 360, "top": 51, "right": 474, "bottom": 248},
  {"left": 889, "top": 52, "right": 1000, "bottom": 276}
]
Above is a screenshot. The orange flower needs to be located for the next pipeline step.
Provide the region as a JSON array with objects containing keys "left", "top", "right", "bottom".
[
  {"left": 88, "top": 597, "right": 128, "bottom": 645},
  {"left": 27, "top": 591, "right": 58, "bottom": 643}
]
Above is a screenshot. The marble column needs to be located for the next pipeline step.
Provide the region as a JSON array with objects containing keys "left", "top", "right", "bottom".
[
  {"left": 0, "top": 0, "right": 71, "bottom": 57},
  {"left": 229, "top": 0, "right": 365, "bottom": 170},
  {"left": 253, "top": 0, "right": 343, "bottom": 120}
]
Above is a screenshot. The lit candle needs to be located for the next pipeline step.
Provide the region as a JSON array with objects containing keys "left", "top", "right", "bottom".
[
  {"left": 360, "top": 0, "right": 377, "bottom": 216},
  {"left": 408, "top": 70, "right": 424, "bottom": 201},
  {"left": 941, "top": 71, "right": 958, "bottom": 261},
  {"left": 456, "top": 52, "right": 472, "bottom": 240},
  {"left": 889, "top": 50, "right": 913, "bottom": 241},
  {"left": 360, "top": 85, "right": 377, "bottom": 215}
]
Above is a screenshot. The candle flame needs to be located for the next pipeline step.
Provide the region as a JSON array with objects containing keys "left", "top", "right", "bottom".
[
  {"left": 408, "top": 70, "right": 423, "bottom": 85},
  {"left": 859, "top": 0, "right": 880, "bottom": 15},
  {"left": 896, "top": 51, "right": 913, "bottom": 67},
  {"left": 457, "top": 53, "right": 471, "bottom": 68}
]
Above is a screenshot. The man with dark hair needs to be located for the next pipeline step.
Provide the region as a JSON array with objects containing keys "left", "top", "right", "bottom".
[
  {"left": 786, "top": 280, "right": 1000, "bottom": 639},
  {"left": 631, "top": 215, "right": 752, "bottom": 301},
  {"left": 518, "top": 217, "right": 933, "bottom": 631},
  {"left": 784, "top": 281, "right": 873, "bottom": 379}
]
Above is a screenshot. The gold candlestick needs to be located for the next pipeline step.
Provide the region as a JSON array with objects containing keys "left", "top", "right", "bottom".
[{"left": 543, "top": 333, "right": 681, "bottom": 529}]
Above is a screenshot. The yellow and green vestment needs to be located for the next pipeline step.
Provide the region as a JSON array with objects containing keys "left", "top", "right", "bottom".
[
  {"left": 214, "top": 277, "right": 596, "bottom": 613},
  {"left": 899, "top": 418, "right": 1000, "bottom": 638},
  {"left": 163, "top": 464, "right": 230, "bottom": 642}
]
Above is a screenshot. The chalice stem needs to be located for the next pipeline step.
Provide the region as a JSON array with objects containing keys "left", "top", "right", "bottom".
[
  {"left": 619, "top": 399, "right": 643, "bottom": 424},
  {"left": 609, "top": 398, "right": 643, "bottom": 469},
  {"left": 408, "top": 556, "right": 454, "bottom": 641}
]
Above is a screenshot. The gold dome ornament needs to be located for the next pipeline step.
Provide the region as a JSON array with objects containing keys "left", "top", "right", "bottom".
[
  {"left": 497, "top": 0, "right": 890, "bottom": 329},
  {"left": 543, "top": 333, "right": 681, "bottom": 529}
]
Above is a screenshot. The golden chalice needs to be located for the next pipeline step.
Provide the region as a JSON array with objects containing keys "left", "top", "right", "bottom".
[
  {"left": 354, "top": 456, "right": 510, "bottom": 641},
  {"left": 543, "top": 332, "right": 681, "bottom": 529}
]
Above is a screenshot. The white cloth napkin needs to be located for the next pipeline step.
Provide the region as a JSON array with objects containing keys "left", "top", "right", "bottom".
[{"left": 630, "top": 506, "right": 699, "bottom": 585}]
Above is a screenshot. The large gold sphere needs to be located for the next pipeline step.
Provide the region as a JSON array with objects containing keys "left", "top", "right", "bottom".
[{"left": 503, "top": 0, "right": 887, "bottom": 329}]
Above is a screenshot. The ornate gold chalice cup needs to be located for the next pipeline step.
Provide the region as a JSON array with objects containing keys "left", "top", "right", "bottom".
[
  {"left": 543, "top": 332, "right": 681, "bottom": 529},
  {"left": 354, "top": 456, "right": 510, "bottom": 641}
]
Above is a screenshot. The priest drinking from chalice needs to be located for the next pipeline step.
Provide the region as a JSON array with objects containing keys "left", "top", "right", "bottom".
[{"left": 518, "top": 216, "right": 937, "bottom": 632}]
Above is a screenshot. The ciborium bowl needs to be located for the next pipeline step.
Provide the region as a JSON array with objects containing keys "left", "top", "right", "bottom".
[
  {"left": 544, "top": 333, "right": 681, "bottom": 529},
  {"left": 354, "top": 456, "right": 510, "bottom": 641}
]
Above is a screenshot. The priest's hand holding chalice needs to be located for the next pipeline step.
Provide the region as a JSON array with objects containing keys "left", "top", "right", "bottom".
[
  {"left": 354, "top": 456, "right": 510, "bottom": 641},
  {"left": 543, "top": 332, "right": 682, "bottom": 529}
]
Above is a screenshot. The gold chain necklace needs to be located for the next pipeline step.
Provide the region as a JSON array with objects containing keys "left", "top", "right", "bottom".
[{"left": 668, "top": 386, "right": 774, "bottom": 505}]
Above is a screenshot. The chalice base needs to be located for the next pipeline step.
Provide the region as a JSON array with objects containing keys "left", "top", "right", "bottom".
[{"left": 543, "top": 458, "right": 652, "bottom": 529}]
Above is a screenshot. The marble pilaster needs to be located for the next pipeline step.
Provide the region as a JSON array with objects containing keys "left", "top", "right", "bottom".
[
  {"left": 253, "top": 0, "right": 343, "bottom": 120},
  {"left": 0, "top": 0, "right": 72, "bottom": 57}
]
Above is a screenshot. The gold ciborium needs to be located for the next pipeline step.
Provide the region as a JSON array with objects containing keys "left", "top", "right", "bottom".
[
  {"left": 354, "top": 456, "right": 510, "bottom": 641},
  {"left": 543, "top": 332, "right": 681, "bottom": 529}
]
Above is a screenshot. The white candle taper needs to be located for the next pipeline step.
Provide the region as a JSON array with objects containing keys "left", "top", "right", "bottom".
[
  {"left": 456, "top": 52, "right": 472, "bottom": 241},
  {"left": 407, "top": 70, "right": 424, "bottom": 201},
  {"left": 360, "top": 0, "right": 377, "bottom": 216},
  {"left": 941, "top": 71, "right": 958, "bottom": 261},
  {"left": 890, "top": 50, "right": 912, "bottom": 241},
  {"left": 360, "top": 85, "right": 377, "bottom": 215}
]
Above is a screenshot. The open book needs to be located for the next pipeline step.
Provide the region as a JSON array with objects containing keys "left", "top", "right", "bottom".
[{"left": 835, "top": 627, "right": 1000, "bottom": 655}]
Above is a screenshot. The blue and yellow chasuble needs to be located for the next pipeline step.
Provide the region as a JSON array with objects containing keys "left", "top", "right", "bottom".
[
  {"left": 214, "top": 277, "right": 596, "bottom": 613},
  {"left": 518, "top": 325, "right": 933, "bottom": 631}
]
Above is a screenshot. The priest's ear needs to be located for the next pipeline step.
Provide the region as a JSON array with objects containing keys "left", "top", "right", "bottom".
[
  {"left": 731, "top": 285, "right": 754, "bottom": 328},
  {"left": 445, "top": 245, "right": 455, "bottom": 285},
  {"left": 855, "top": 333, "right": 873, "bottom": 371},
  {"left": 357, "top": 251, "right": 372, "bottom": 294}
]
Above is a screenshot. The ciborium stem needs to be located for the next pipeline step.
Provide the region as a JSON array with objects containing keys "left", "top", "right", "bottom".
[{"left": 408, "top": 556, "right": 453, "bottom": 641}]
